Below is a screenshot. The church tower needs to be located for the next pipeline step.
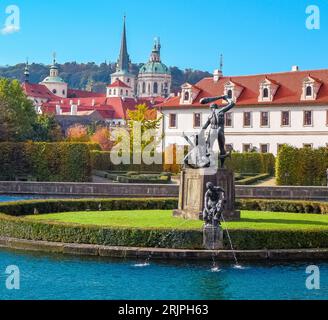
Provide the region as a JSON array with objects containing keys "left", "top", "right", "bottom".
[
  {"left": 40, "top": 53, "right": 68, "bottom": 98},
  {"left": 137, "top": 38, "right": 172, "bottom": 98},
  {"left": 109, "top": 16, "right": 136, "bottom": 98}
]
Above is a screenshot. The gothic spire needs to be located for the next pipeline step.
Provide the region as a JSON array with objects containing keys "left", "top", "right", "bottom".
[{"left": 117, "top": 16, "right": 130, "bottom": 73}]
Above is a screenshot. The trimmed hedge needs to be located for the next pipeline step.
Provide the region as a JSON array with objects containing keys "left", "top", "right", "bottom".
[
  {"left": 0, "top": 214, "right": 203, "bottom": 249},
  {"left": 0, "top": 198, "right": 328, "bottom": 249},
  {"left": 227, "top": 229, "right": 328, "bottom": 250},
  {"left": 91, "top": 151, "right": 163, "bottom": 172},
  {"left": 226, "top": 152, "right": 275, "bottom": 175},
  {"left": 0, "top": 198, "right": 178, "bottom": 217},
  {"left": 237, "top": 199, "right": 328, "bottom": 214},
  {"left": 236, "top": 173, "right": 271, "bottom": 185},
  {"left": 0, "top": 142, "right": 92, "bottom": 182},
  {"left": 1, "top": 198, "right": 328, "bottom": 217},
  {"left": 276, "top": 146, "right": 328, "bottom": 186}
]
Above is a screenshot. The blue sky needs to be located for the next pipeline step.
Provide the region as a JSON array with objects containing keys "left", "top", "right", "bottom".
[{"left": 0, "top": 0, "right": 327, "bottom": 75}]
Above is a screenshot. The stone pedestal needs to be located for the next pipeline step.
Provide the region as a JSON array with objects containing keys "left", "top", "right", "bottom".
[
  {"left": 203, "top": 225, "right": 224, "bottom": 250},
  {"left": 173, "top": 168, "right": 240, "bottom": 221}
]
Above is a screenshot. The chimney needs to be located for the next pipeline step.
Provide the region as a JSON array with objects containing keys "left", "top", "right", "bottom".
[
  {"left": 71, "top": 104, "right": 77, "bottom": 115},
  {"left": 213, "top": 69, "right": 223, "bottom": 82},
  {"left": 291, "top": 65, "right": 299, "bottom": 72},
  {"left": 55, "top": 105, "right": 62, "bottom": 115},
  {"left": 92, "top": 99, "right": 95, "bottom": 107},
  {"left": 77, "top": 99, "right": 81, "bottom": 106},
  {"left": 70, "top": 100, "right": 73, "bottom": 105}
]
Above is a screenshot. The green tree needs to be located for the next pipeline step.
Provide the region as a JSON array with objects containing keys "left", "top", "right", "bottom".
[
  {"left": 0, "top": 78, "right": 37, "bottom": 141},
  {"left": 32, "top": 114, "right": 63, "bottom": 142},
  {"left": 127, "top": 104, "right": 162, "bottom": 154}
]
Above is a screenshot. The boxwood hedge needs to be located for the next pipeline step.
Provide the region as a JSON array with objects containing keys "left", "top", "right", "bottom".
[{"left": 0, "top": 214, "right": 203, "bottom": 249}]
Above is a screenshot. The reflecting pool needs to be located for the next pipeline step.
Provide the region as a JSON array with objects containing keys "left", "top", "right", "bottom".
[{"left": 0, "top": 249, "right": 327, "bottom": 300}]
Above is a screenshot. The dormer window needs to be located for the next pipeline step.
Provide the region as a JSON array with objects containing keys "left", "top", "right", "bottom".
[
  {"left": 184, "top": 91, "right": 190, "bottom": 101},
  {"left": 263, "top": 88, "right": 269, "bottom": 98},
  {"left": 301, "top": 76, "right": 322, "bottom": 101},
  {"left": 224, "top": 81, "right": 244, "bottom": 102},
  {"left": 258, "top": 78, "right": 279, "bottom": 102},
  {"left": 179, "top": 83, "right": 200, "bottom": 105},
  {"left": 306, "top": 86, "right": 312, "bottom": 97}
]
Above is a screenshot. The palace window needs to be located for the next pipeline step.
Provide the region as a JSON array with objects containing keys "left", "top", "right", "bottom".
[
  {"left": 281, "top": 111, "right": 290, "bottom": 126},
  {"left": 120, "top": 89, "right": 123, "bottom": 95},
  {"left": 193, "top": 113, "right": 201, "bottom": 128},
  {"left": 52, "top": 89, "right": 57, "bottom": 94},
  {"left": 225, "top": 112, "right": 233, "bottom": 127},
  {"left": 154, "top": 82, "right": 158, "bottom": 94},
  {"left": 243, "top": 144, "right": 252, "bottom": 153},
  {"left": 303, "top": 111, "right": 313, "bottom": 126},
  {"left": 227, "top": 89, "right": 233, "bottom": 99},
  {"left": 142, "top": 82, "right": 146, "bottom": 94},
  {"left": 169, "top": 114, "right": 177, "bottom": 128},
  {"left": 303, "top": 143, "right": 313, "bottom": 148},
  {"left": 243, "top": 112, "right": 251, "bottom": 127},
  {"left": 260, "top": 144, "right": 269, "bottom": 153},
  {"left": 126, "top": 90, "right": 128, "bottom": 96},
  {"left": 261, "top": 112, "right": 269, "bottom": 127}
]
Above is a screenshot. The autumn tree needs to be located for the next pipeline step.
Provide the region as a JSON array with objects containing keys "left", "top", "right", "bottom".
[
  {"left": 66, "top": 124, "right": 89, "bottom": 142},
  {"left": 90, "top": 127, "right": 113, "bottom": 151}
]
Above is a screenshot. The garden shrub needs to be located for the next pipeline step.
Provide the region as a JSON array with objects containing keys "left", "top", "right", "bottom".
[
  {"left": 226, "top": 152, "right": 275, "bottom": 175},
  {"left": 0, "top": 198, "right": 178, "bottom": 217},
  {"left": 91, "top": 150, "right": 164, "bottom": 172},
  {"left": 0, "top": 142, "right": 92, "bottom": 182},
  {"left": 276, "top": 146, "right": 328, "bottom": 186},
  {"left": 0, "top": 214, "right": 203, "bottom": 249},
  {"left": 236, "top": 199, "right": 328, "bottom": 214},
  {"left": 236, "top": 173, "right": 271, "bottom": 185},
  {"left": 226, "top": 229, "right": 328, "bottom": 250}
]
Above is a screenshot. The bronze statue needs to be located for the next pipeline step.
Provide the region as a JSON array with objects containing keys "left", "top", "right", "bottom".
[
  {"left": 200, "top": 95, "right": 235, "bottom": 168},
  {"left": 203, "top": 182, "right": 225, "bottom": 227},
  {"left": 183, "top": 95, "right": 235, "bottom": 169}
]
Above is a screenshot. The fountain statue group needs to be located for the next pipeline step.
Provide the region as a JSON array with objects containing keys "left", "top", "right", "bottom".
[
  {"left": 183, "top": 95, "right": 235, "bottom": 170},
  {"left": 182, "top": 95, "right": 235, "bottom": 227}
]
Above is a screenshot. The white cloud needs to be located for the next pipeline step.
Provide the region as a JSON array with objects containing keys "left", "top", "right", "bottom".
[{"left": 1, "top": 24, "right": 20, "bottom": 35}]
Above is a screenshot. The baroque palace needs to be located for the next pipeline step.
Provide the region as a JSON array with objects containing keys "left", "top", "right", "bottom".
[{"left": 156, "top": 65, "right": 328, "bottom": 155}]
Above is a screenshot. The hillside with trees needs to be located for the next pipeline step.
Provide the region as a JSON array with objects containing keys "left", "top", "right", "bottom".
[{"left": 0, "top": 62, "right": 212, "bottom": 93}]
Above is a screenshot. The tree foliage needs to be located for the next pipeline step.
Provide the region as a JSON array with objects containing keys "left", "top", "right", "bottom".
[{"left": 0, "top": 78, "right": 36, "bottom": 141}]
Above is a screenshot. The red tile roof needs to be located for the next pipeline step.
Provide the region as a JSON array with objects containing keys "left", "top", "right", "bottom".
[
  {"left": 22, "top": 82, "right": 58, "bottom": 100},
  {"left": 156, "top": 69, "right": 328, "bottom": 109},
  {"left": 107, "top": 79, "right": 131, "bottom": 89},
  {"left": 67, "top": 88, "right": 105, "bottom": 98},
  {"left": 42, "top": 96, "right": 158, "bottom": 120}
]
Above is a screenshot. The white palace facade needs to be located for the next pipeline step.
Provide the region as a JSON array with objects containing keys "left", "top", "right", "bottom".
[{"left": 156, "top": 66, "right": 328, "bottom": 155}]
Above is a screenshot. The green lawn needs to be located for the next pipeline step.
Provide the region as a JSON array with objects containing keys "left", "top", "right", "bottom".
[{"left": 25, "top": 210, "right": 328, "bottom": 231}]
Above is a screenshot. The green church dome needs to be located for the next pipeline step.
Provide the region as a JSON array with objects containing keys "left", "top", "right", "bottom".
[
  {"left": 42, "top": 76, "right": 65, "bottom": 83},
  {"left": 139, "top": 61, "right": 170, "bottom": 75}
]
